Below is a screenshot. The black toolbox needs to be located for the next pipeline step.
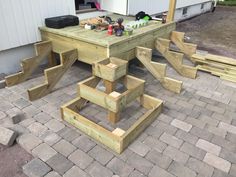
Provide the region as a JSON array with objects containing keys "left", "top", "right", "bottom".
[{"left": 45, "top": 15, "right": 79, "bottom": 29}]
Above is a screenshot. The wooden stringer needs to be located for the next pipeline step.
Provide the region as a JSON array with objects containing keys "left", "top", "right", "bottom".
[
  {"left": 136, "top": 46, "right": 182, "bottom": 94},
  {"left": 28, "top": 49, "right": 78, "bottom": 101}
]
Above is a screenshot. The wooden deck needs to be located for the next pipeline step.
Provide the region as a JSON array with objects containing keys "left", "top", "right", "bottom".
[{"left": 40, "top": 14, "right": 176, "bottom": 64}]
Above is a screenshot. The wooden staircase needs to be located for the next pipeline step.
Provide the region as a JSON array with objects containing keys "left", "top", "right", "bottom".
[
  {"left": 5, "top": 41, "right": 54, "bottom": 86},
  {"left": 155, "top": 38, "right": 197, "bottom": 79},
  {"left": 136, "top": 46, "right": 182, "bottom": 94},
  {"left": 28, "top": 49, "right": 78, "bottom": 101}
]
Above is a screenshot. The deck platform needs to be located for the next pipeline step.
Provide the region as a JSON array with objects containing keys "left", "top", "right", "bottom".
[{"left": 40, "top": 14, "right": 176, "bottom": 64}]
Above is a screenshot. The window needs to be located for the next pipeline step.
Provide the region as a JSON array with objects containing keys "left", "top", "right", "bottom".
[
  {"left": 201, "top": 3, "right": 205, "bottom": 10},
  {"left": 182, "top": 7, "right": 188, "bottom": 16},
  {"left": 75, "top": 0, "right": 97, "bottom": 14}
]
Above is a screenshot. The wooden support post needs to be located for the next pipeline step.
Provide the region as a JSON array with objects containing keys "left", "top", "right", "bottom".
[
  {"left": 5, "top": 41, "right": 52, "bottom": 87},
  {"left": 28, "top": 49, "right": 78, "bottom": 101},
  {"left": 167, "top": 0, "right": 177, "bottom": 22},
  {"left": 107, "top": 88, "right": 120, "bottom": 124},
  {"left": 104, "top": 80, "right": 116, "bottom": 94}
]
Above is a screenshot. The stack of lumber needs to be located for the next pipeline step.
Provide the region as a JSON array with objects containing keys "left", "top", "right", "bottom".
[{"left": 192, "top": 53, "right": 236, "bottom": 83}]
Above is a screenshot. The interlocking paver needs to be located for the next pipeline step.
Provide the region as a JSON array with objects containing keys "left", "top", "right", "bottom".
[
  {"left": 87, "top": 161, "right": 113, "bottom": 177},
  {"left": 229, "top": 163, "right": 236, "bottom": 176},
  {"left": 45, "top": 119, "right": 65, "bottom": 133},
  {"left": 46, "top": 153, "right": 74, "bottom": 175},
  {"left": 33, "top": 112, "right": 52, "bottom": 124},
  {"left": 190, "top": 127, "right": 213, "bottom": 141},
  {"left": 127, "top": 152, "right": 153, "bottom": 175},
  {"left": 163, "top": 146, "right": 189, "bottom": 164},
  {"left": 69, "top": 149, "right": 94, "bottom": 170},
  {"left": 146, "top": 149, "right": 172, "bottom": 169},
  {"left": 175, "top": 129, "right": 198, "bottom": 145},
  {"left": 40, "top": 130, "right": 61, "bottom": 146},
  {"left": 220, "top": 148, "right": 236, "bottom": 164},
  {"left": 58, "top": 127, "right": 81, "bottom": 142},
  {"left": 186, "top": 157, "right": 214, "bottom": 177},
  {"left": 32, "top": 143, "right": 57, "bottom": 162},
  {"left": 149, "top": 165, "right": 175, "bottom": 177},
  {"left": 196, "top": 139, "right": 221, "bottom": 156},
  {"left": 0, "top": 126, "right": 17, "bottom": 146},
  {"left": 129, "top": 170, "right": 146, "bottom": 177},
  {"left": 28, "top": 122, "right": 48, "bottom": 137},
  {"left": 45, "top": 171, "right": 62, "bottom": 177},
  {"left": 180, "top": 142, "right": 206, "bottom": 160},
  {"left": 219, "top": 122, "right": 236, "bottom": 134},
  {"left": 203, "top": 153, "right": 231, "bottom": 173},
  {"left": 160, "top": 133, "right": 183, "bottom": 149},
  {"left": 168, "top": 161, "right": 196, "bottom": 177},
  {"left": 128, "top": 141, "right": 150, "bottom": 157},
  {"left": 107, "top": 157, "right": 134, "bottom": 177},
  {"left": 23, "top": 158, "right": 51, "bottom": 177},
  {"left": 143, "top": 136, "right": 167, "bottom": 153},
  {"left": 17, "top": 133, "right": 42, "bottom": 152},
  {"left": 88, "top": 145, "right": 114, "bottom": 165},
  {"left": 198, "top": 115, "right": 219, "bottom": 126},
  {"left": 63, "top": 166, "right": 90, "bottom": 177},
  {"left": 206, "top": 125, "right": 227, "bottom": 138},
  {"left": 171, "top": 119, "right": 192, "bottom": 132},
  {"left": 53, "top": 139, "right": 76, "bottom": 157},
  {"left": 211, "top": 135, "right": 236, "bottom": 152},
  {"left": 185, "top": 117, "right": 205, "bottom": 129},
  {"left": 72, "top": 135, "right": 96, "bottom": 152}
]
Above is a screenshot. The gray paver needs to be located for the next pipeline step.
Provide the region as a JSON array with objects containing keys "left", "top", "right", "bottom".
[
  {"left": 146, "top": 149, "right": 172, "bottom": 169},
  {"left": 53, "top": 139, "right": 76, "bottom": 157},
  {"left": 163, "top": 146, "right": 189, "bottom": 164},
  {"left": 168, "top": 161, "right": 197, "bottom": 177},
  {"left": 45, "top": 119, "right": 65, "bottom": 133},
  {"left": 186, "top": 157, "right": 214, "bottom": 177},
  {"left": 46, "top": 153, "right": 74, "bottom": 175},
  {"left": 45, "top": 171, "right": 62, "bottom": 177},
  {"left": 63, "top": 166, "right": 90, "bottom": 177},
  {"left": 28, "top": 122, "right": 48, "bottom": 137},
  {"left": 72, "top": 135, "right": 96, "bottom": 152},
  {"left": 23, "top": 158, "right": 51, "bottom": 177},
  {"left": 128, "top": 141, "right": 150, "bottom": 157},
  {"left": 149, "top": 165, "right": 175, "bottom": 177},
  {"left": 143, "top": 136, "right": 167, "bottom": 153},
  {"left": 87, "top": 161, "right": 113, "bottom": 177},
  {"left": 107, "top": 157, "right": 134, "bottom": 177},
  {"left": 129, "top": 170, "right": 146, "bottom": 177},
  {"left": 127, "top": 152, "right": 153, "bottom": 175},
  {"left": 33, "top": 112, "right": 52, "bottom": 124},
  {"left": 13, "top": 98, "right": 31, "bottom": 109},
  {"left": 58, "top": 127, "right": 81, "bottom": 142},
  {"left": 196, "top": 139, "right": 221, "bottom": 155},
  {"left": 17, "top": 133, "right": 42, "bottom": 152},
  {"left": 40, "top": 130, "right": 61, "bottom": 146},
  {"left": 69, "top": 149, "right": 94, "bottom": 170},
  {"left": 175, "top": 129, "right": 198, "bottom": 145},
  {"left": 180, "top": 142, "right": 206, "bottom": 160},
  {"left": 88, "top": 145, "right": 114, "bottom": 165},
  {"left": 32, "top": 143, "right": 57, "bottom": 162},
  {"left": 0, "top": 126, "right": 17, "bottom": 146},
  {"left": 160, "top": 133, "right": 183, "bottom": 149}
]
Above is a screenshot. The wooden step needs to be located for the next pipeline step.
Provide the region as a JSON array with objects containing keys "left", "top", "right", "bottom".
[
  {"left": 5, "top": 41, "right": 52, "bottom": 86},
  {"left": 170, "top": 31, "right": 197, "bottom": 60},
  {"left": 136, "top": 46, "right": 182, "bottom": 94},
  {"left": 155, "top": 38, "right": 197, "bottom": 79},
  {"left": 28, "top": 49, "right": 78, "bottom": 101}
]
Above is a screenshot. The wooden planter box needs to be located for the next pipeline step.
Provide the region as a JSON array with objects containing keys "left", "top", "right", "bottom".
[
  {"left": 61, "top": 94, "right": 163, "bottom": 153},
  {"left": 78, "top": 75, "right": 145, "bottom": 113},
  {"left": 92, "top": 57, "right": 128, "bottom": 82}
]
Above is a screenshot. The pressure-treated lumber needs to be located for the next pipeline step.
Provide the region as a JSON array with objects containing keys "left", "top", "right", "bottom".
[
  {"left": 170, "top": 31, "right": 197, "bottom": 60},
  {"left": 167, "top": 0, "right": 177, "bottom": 22},
  {"left": 61, "top": 94, "right": 163, "bottom": 154},
  {"left": 5, "top": 41, "right": 52, "bottom": 86},
  {"left": 78, "top": 76, "right": 145, "bottom": 113},
  {"left": 28, "top": 49, "right": 78, "bottom": 101},
  {"left": 155, "top": 38, "right": 197, "bottom": 79},
  {"left": 136, "top": 46, "right": 182, "bottom": 93}
]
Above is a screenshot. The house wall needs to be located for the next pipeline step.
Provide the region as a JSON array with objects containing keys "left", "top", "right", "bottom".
[{"left": 0, "top": 0, "right": 75, "bottom": 74}]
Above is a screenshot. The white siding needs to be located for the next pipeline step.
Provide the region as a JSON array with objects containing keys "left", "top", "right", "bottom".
[
  {"left": 100, "top": 0, "right": 127, "bottom": 15},
  {"left": 0, "top": 0, "right": 75, "bottom": 51}
]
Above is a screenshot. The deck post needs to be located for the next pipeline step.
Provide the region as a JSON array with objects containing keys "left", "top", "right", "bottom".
[{"left": 167, "top": 0, "right": 177, "bottom": 22}]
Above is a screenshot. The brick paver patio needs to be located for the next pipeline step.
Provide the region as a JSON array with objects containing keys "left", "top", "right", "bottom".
[{"left": 0, "top": 58, "right": 236, "bottom": 177}]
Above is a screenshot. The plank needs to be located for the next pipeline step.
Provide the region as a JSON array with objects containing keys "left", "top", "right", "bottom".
[
  {"left": 28, "top": 49, "right": 78, "bottom": 101},
  {"left": 5, "top": 41, "right": 52, "bottom": 86},
  {"left": 136, "top": 46, "right": 182, "bottom": 93}
]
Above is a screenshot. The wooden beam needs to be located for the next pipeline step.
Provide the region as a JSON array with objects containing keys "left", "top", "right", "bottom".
[
  {"left": 155, "top": 38, "right": 197, "bottom": 79},
  {"left": 136, "top": 46, "right": 182, "bottom": 93},
  {"left": 28, "top": 49, "right": 78, "bottom": 101},
  {"left": 167, "top": 0, "right": 177, "bottom": 22},
  {"left": 5, "top": 41, "right": 52, "bottom": 86}
]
